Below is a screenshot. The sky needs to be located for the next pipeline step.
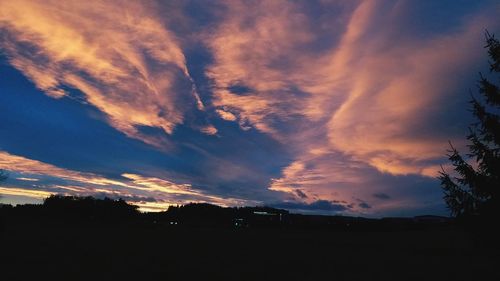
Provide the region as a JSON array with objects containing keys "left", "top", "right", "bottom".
[{"left": 0, "top": 0, "right": 499, "bottom": 216}]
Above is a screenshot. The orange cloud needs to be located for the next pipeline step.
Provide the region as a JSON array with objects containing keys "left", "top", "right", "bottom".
[
  {"left": 121, "top": 173, "right": 198, "bottom": 196},
  {"left": 206, "top": 0, "right": 497, "bottom": 175},
  {"left": 2, "top": 0, "right": 497, "bottom": 215},
  {"left": 323, "top": 2, "right": 494, "bottom": 177},
  {"left": 0, "top": 0, "right": 209, "bottom": 147},
  {"left": 200, "top": 125, "right": 218, "bottom": 135},
  {"left": 0, "top": 187, "right": 53, "bottom": 199},
  {"left": 0, "top": 150, "right": 253, "bottom": 211},
  {"left": 0, "top": 151, "right": 90, "bottom": 181},
  {"left": 206, "top": 0, "right": 318, "bottom": 137},
  {"left": 204, "top": 0, "right": 499, "bottom": 214},
  {"left": 215, "top": 109, "right": 237, "bottom": 122},
  {"left": 268, "top": 151, "right": 371, "bottom": 213}
]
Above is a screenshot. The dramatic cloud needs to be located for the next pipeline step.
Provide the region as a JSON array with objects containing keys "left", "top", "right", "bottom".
[
  {"left": 208, "top": 0, "right": 496, "bottom": 173},
  {"left": 205, "top": 0, "right": 499, "bottom": 214},
  {"left": 0, "top": 0, "right": 209, "bottom": 147},
  {"left": 1, "top": 0, "right": 498, "bottom": 216}
]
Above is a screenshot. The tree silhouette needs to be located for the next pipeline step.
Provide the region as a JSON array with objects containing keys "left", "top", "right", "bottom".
[
  {"left": 439, "top": 32, "right": 500, "bottom": 219},
  {"left": 43, "top": 195, "right": 139, "bottom": 221}
]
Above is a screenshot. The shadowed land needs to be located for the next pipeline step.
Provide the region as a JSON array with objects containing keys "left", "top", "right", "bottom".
[{"left": 1, "top": 196, "right": 498, "bottom": 281}]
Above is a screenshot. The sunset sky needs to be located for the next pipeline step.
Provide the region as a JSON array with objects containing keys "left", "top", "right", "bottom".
[{"left": 1, "top": 0, "right": 499, "bottom": 216}]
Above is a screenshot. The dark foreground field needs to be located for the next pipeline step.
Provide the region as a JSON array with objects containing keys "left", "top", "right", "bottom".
[{"left": 1, "top": 223, "right": 499, "bottom": 281}]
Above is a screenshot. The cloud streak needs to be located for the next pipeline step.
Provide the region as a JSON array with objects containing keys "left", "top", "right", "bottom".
[
  {"left": 0, "top": 151, "right": 252, "bottom": 211},
  {"left": 0, "top": 0, "right": 208, "bottom": 147}
]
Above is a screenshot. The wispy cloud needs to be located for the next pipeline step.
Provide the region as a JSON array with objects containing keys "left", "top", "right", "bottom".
[
  {"left": 0, "top": 0, "right": 210, "bottom": 147},
  {"left": 0, "top": 151, "right": 252, "bottom": 211},
  {"left": 203, "top": 0, "right": 499, "bottom": 214},
  {"left": 0, "top": 186, "right": 53, "bottom": 199},
  {"left": 1, "top": 0, "right": 498, "bottom": 216}
]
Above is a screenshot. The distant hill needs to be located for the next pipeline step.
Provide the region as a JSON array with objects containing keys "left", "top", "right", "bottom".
[{"left": 1, "top": 195, "right": 453, "bottom": 231}]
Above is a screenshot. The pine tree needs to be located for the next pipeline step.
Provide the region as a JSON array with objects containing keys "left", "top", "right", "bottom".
[{"left": 439, "top": 32, "right": 500, "bottom": 219}]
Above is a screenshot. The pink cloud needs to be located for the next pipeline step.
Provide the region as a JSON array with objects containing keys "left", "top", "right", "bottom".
[
  {"left": 1, "top": 0, "right": 497, "bottom": 215},
  {"left": 0, "top": 0, "right": 212, "bottom": 147},
  {"left": 205, "top": 0, "right": 499, "bottom": 214}
]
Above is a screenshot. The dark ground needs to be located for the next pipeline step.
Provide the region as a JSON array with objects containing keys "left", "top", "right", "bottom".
[{"left": 1, "top": 222, "right": 498, "bottom": 281}]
